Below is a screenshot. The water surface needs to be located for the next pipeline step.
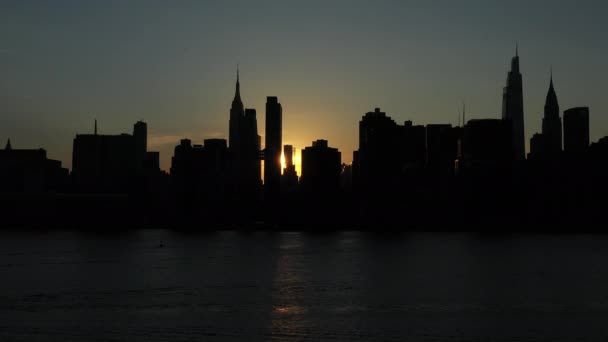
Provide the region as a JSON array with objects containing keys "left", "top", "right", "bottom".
[{"left": 1, "top": 230, "right": 607, "bottom": 341}]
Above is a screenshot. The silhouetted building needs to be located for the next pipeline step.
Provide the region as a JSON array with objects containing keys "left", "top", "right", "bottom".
[
  {"left": 0, "top": 139, "right": 68, "bottom": 193},
  {"left": 228, "top": 69, "right": 261, "bottom": 196},
  {"left": 528, "top": 133, "right": 546, "bottom": 160},
  {"left": 541, "top": 73, "right": 562, "bottom": 156},
  {"left": 354, "top": 108, "right": 401, "bottom": 192},
  {"left": 502, "top": 47, "right": 525, "bottom": 160},
  {"left": 264, "top": 96, "right": 282, "bottom": 199},
  {"left": 354, "top": 108, "right": 432, "bottom": 192},
  {"left": 425, "top": 124, "right": 458, "bottom": 176},
  {"left": 241, "top": 108, "right": 262, "bottom": 194},
  {"left": 400, "top": 121, "right": 427, "bottom": 171},
  {"left": 462, "top": 119, "right": 512, "bottom": 166},
  {"left": 589, "top": 136, "right": 608, "bottom": 156},
  {"left": 340, "top": 163, "right": 353, "bottom": 190},
  {"left": 563, "top": 107, "right": 590, "bottom": 155},
  {"left": 281, "top": 145, "right": 298, "bottom": 190},
  {"left": 134, "top": 121, "right": 147, "bottom": 174},
  {"left": 72, "top": 121, "right": 156, "bottom": 193},
  {"left": 170, "top": 138, "right": 230, "bottom": 201},
  {"left": 301, "top": 140, "right": 341, "bottom": 193}
]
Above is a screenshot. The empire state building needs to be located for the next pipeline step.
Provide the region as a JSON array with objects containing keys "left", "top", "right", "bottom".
[{"left": 228, "top": 68, "right": 262, "bottom": 196}]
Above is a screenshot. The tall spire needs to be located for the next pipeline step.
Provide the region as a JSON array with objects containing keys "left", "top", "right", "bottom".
[
  {"left": 545, "top": 69, "right": 558, "bottom": 114},
  {"left": 543, "top": 67, "right": 561, "bottom": 154},
  {"left": 511, "top": 44, "right": 520, "bottom": 73},
  {"left": 503, "top": 44, "right": 525, "bottom": 160},
  {"left": 94, "top": 119, "right": 98, "bottom": 135},
  {"left": 462, "top": 102, "right": 466, "bottom": 127},
  {"left": 5, "top": 138, "right": 12, "bottom": 150},
  {"left": 233, "top": 64, "right": 242, "bottom": 104}
]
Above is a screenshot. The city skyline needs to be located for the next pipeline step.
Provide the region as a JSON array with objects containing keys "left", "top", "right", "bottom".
[{"left": 2, "top": 1, "right": 608, "bottom": 171}]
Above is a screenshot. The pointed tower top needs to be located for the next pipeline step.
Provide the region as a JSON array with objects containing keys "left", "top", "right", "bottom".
[
  {"left": 94, "top": 119, "right": 98, "bottom": 135},
  {"left": 510, "top": 44, "right": 520, "bottom": 73},
  {"left": 5, "top": 138, "right": 12, "bottom": 150},
  {"left": 544, "top": 68, "right": 559, "bottom": 116},
  {"left": 233, "top": 65, "right": 242, "bottom": 105}
]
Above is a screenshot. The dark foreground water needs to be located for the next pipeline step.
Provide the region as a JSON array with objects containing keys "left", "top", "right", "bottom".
[{"left": 1, "top": 230, "right": 608, "bottom": 341}]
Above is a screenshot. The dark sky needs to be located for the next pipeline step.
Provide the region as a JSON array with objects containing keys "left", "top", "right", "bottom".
[{"left": 1, "top": 0, "right": 607, "bottom": 171}]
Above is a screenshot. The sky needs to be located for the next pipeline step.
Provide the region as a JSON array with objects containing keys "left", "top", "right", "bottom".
[{"left": 1, "top": 0, "right": 607, "bottom": 171}]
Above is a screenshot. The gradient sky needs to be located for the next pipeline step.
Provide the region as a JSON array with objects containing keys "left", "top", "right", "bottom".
[{"left": 1, "top": 0, "right": 607, "bottom": 171}]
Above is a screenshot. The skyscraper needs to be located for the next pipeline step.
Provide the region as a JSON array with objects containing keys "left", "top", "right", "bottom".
[
  {"left": 542, "top": 72, "right": 562, "bottom": 155},
  {"left": 282, "top": 145, "right": 298, "bottom": 190},
  {"left": 264, "top": 96, "right": 282, "bottom": 198},
  {"left": 502, "top": 47, "right": 525, "bottom": 160},
  {"left": 229, "top": 67, "right": 244, "bottom": 154},
  {"left": 227, "top": 68, "right": 261, "bottom": 195},
  {"left": 563, "top": 107, "right": 590, "bottom": 155},
  {"left": 133, "top": 121, "right": 147, "bottom": 174},
  {"left": 301, "top": 140, "right": 341, "bottom": 193},
  {"left": 72, "top": 121, "right": 153, "bottom": 193}
]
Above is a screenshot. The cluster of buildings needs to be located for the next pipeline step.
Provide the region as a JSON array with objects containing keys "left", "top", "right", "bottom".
[
  {"left": 0, "top": 139, "right": 68, "bottom": 193},
  {"left": 169, "top": 69, "right": 343, "bottom": 206},
  {"left": 1, "top": 49, "right": 607, "bottom": 225}
]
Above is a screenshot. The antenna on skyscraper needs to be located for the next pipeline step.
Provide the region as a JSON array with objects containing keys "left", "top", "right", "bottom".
[{"left": 462, "top": 102, "right": 466, "bottom": 127}]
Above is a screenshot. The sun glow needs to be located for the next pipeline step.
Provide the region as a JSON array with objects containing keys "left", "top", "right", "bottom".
[{"left": 279, "top": 146, "right": 302, "bottom": 176}]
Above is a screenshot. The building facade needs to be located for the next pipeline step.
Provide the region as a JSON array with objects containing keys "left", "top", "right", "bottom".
[
  {"left": 264, "top": 96, "right": 282, "bottom": 199},
  {"left": 502, "top": 48, "right": 525, "bottom": 160},
  {"left": 563, "top": 107, "right": 590, "bottom": 155}
]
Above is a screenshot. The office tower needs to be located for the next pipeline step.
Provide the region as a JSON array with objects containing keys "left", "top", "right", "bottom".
[
  {"left": 502, "top": 47, "right": 525, "bottom": 160},
  {"left": 284, "top": 145, "right": 294, "bottom": 171},
  {"left": 133, "top": 121, "right": 147, "bottom": 173},
  {"left": 170, "top": 138, "right": 230, "bottom": 201},
  {"left": 355, "top": 108, "right": 400, "bottom": 191},
  {"left": 353, "top": 108, "right": 427, "bottom": 192},
  {"left": 282, "top": 145, "right": 298, "bottom": 189},
  {"left": 563, "top": 107, "right": 590, "bottom": 155},
  {"left": 463, "top": 119, "right": 512, "bottom": 165},
  {"left": 528, "top": 133, "right": 545, "bottom": 160},
  {"left": 72, "top": 121, "right": 157, "bottom": 193},
  {"left": 227, "top": 68, "right": 261, "bottom": 195},
  {"left": 301, "top": 140, "right": 341, "bottom": 193},
  {"left": 243, "top": 108, "right": 261, "bottom": 190},
  {"left": 264, "top": 96, "right": 282, "bottom": 198},
  {"left": 541, "top": 73, "right": 562, "bottom": 156}
]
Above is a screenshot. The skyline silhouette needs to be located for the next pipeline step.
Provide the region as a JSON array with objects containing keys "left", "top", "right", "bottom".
[
  {"left": 2, "top": 1, "right": 607, "bottom": 172},
  {"left": 5, "top": 4, "right": 608, "bottom": 342},
  {"left": 2, "top": 50, "right": 606, "bottom": 175},
  {"left": 2, "top": 45, "right": 608, "bottom": 229}
]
